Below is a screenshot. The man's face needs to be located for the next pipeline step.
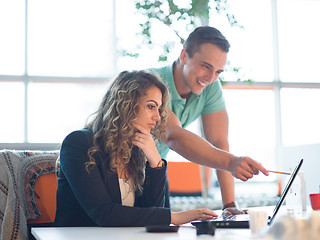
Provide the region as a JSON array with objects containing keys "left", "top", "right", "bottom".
[{"left": 180, "top": 43, "right": 227, "bottom": 96}]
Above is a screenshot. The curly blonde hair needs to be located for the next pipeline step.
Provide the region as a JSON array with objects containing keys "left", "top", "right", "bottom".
[{"left": 85, "top": 70, "right": 169, "bottom": 194}]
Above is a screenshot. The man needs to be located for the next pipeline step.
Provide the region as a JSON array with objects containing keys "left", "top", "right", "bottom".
[{"left": 150, "top": 26, "right": 269, "bottom": 213}]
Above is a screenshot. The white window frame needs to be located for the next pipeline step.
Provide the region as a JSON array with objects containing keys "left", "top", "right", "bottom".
[{"left": 1, "top": 0, "right": 320, "bottom": 157}]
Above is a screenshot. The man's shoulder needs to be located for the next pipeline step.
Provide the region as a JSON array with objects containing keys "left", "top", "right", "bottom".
[
  {"left": 148, "top": 64, "right": 173, "bottom": 83},
  {"left": 199, "top": 80, "right": 226, "bottom": 114},
  {"left": 148, "top": 65, "right": 168, "bottom": 74},
  {"left": 202, "top": 80, "right": 223, "bottom": 96}
]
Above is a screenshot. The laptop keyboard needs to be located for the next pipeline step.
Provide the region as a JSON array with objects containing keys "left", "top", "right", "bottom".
[
  {"left": 212, "top": 214, "right": 249, "bottom": 221},
  {"left": 170, "top": 195, "right": 280, "bottom": 211},
  {"left": 223, "top": 215, "right": 237, "bottom": 221}
]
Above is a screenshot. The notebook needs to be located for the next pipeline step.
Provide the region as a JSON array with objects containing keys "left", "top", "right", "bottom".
[{"left": 191, "top": 159, "right": 304, "bottom": 228}]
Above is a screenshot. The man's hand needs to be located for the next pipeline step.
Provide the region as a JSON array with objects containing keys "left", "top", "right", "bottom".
[
  {"left": 229, "top": 156, "right": 269, "bottom": 181},
  {"left": 222, "top": 207, "right": 248, "bottom": 217}
]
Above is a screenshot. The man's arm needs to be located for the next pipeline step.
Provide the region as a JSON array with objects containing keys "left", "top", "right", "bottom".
[
  {"left": 201, "top": 109, "right": 235, "bottom": 207},
  {"left": 163, "top": 109, "right": 269, "bottom": 182}
]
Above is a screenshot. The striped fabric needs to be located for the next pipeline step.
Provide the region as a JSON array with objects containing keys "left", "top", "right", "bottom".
[{"left": 0, "top": 150, "right": 58, "bottom": 240}]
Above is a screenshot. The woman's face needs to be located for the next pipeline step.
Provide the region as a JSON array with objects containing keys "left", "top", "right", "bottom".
[{"left": 134, "top": 86, "right": 163, "bottom": 132}]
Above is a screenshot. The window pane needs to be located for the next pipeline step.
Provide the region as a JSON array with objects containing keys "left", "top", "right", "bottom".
[
  {"left": 278, "top": 0, "right": 320, "bottom": 82},
  {"left": 281, "top": 88, "right": 320, "bottom": 146},
  {"left": 0, "top": 82, "right": 24, "bottom": 142},
  {"left": 28, "top": 81, "right": 109, "bottom": 142},
  {"left": 117, "top": 0, "right": 275, "bottom": 83},
  {"left": 0, "top": 0, "right": 25, "bottom": 75},
  {"left": 210, "top": 0, "right": 274, "bottom": 82},
  {"left": 224, "top": 89, "right": 276, "bottom": 181},
  {"left": 116, "top": 0, "right": 179, "bottom": 71},
  {"left": 28, "top": 0, "right": 114, "bottom": 77}
]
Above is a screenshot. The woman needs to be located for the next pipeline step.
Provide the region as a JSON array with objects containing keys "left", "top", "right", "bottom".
[{"left": 54, "top": 70, "right": 217, "bottom": 227}]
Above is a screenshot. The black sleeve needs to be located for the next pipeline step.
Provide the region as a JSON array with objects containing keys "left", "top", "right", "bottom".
[
  {"left": 59, "top": 130, "right": 171, "bottom": 227},
  {"left": 136, "top": 160, "right": 167, "bottom": 208}
]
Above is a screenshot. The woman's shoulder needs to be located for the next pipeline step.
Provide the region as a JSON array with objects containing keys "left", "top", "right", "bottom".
[
  {"left": 62, "top": 128, "right": 93, "bottom": 148},
  {"left": 66, "top": 128, "right": 92, "bottom": 137}
]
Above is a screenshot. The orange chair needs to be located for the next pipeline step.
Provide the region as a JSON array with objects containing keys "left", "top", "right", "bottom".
[
  {"left": 167, "top": 161, "right": 210, "bottom": 196},
  {"left": 27, "top": 173, "right": 58, "bottom": 224}
]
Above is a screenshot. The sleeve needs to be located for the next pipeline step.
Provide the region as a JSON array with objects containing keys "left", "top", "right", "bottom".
[
  {"left": 201, "top": 80, "right": 226, "bottom": 115},
  {"left": 59, "top": 130, "right": 171, "bottom": 227},
  {"left": 136, "top": 160, "right": 167, "bottom": 208}
]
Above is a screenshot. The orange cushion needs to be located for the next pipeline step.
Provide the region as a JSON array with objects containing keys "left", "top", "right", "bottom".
[
  {"left": 167, "top": 161, "right": 210, "bottom": 194},
  {"left": 27, "top": 173, "right": 58, "bottom": 224}
]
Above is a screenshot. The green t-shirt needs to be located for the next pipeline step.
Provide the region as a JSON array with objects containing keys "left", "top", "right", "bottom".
[{"left": 149, "top": 63, "right": 226, "bottom": 158}]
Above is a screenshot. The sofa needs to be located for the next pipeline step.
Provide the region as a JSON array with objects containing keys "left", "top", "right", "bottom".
[{"left": 0, "top": 149, "right": 59, "bottom": 240}]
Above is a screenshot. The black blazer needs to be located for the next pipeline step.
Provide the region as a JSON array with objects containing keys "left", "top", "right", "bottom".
[{"left": 54, "top": 129, "right": 171, "bottom": 227}]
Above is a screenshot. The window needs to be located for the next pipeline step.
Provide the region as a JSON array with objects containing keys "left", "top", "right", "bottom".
[
  {"left": 277, "top": 0, "right": 320, "bottom": 83},
  {"left": 281, "top": 88, "right": 320, "bottom": 146},
  {"left": 1, "top": 0, "right": 319, "bottom": 186},
  {"left": 0, "top": 0, "right": 115, "bottom": 145},
  {"left": 28, "top": 0, "right": 115, "bottom": 77},
  {"left": 211, "top": 0, "right": 275, "bottom": 82},
  {"left": 0, "top": 0, "right": 25, "bottom": 75},
  {"left": 0, "top": 82, "right": 24, "bottom": 142},
  {"left": 27, "top": 82, "right": 108, "bottom": 142},
  {"left": 225, "top": 89, "right": 276, "bottom": 173}
]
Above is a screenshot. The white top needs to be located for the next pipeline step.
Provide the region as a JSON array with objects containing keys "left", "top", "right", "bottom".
[{"left": 118, "top": 178, "right": 134, "bottom": 207}]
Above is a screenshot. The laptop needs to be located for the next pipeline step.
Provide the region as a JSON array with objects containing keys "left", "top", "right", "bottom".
[{"left": 191, "top": 159, "right": 304, "bottom": 228}]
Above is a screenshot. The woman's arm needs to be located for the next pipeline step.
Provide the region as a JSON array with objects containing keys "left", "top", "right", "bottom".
[
  {"left": 137, "top": 160, "right": 167, "bottom": 207},
  {"left": 171, "top": 208, "right": 218, "bottom": 225}
]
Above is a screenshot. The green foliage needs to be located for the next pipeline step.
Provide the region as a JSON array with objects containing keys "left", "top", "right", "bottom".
[
  {"left": 124, "top": 0, "right": 251, "bottom": 83},
  {"left": 133, "top": 0, "right": 240, "bottom": 48}
]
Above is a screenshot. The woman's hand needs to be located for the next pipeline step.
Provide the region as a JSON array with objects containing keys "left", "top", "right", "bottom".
[
  {"left": 171, "top": 208, "right": 218, "bottom": 225},
  {"left": 132, "top": 123, "right": 161, "bottom": 167}
]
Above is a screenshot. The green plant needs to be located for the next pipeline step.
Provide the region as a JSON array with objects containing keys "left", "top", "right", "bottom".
[{"left": 124, "top": 0, "right": 252, "bottom": 83}]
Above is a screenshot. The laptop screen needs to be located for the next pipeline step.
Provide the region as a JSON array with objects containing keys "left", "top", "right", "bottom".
[{"left": 268, "top": 159, "right": 303, "bottom": 225}]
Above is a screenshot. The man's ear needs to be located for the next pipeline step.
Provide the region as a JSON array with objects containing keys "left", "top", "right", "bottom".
[{"left": 179, "top": 49, "right": 188, "bottom": 64}]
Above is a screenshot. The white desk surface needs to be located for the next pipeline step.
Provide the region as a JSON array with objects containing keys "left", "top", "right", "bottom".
[
  {"left": 31, "top": 207, "right": 288, "bottom": 240},
  {"left": 31, "top": 226, "right": 256, "bottom": 240}
]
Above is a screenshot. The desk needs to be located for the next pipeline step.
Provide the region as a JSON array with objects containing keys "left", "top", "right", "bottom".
[
  {"left": 32, "top": 226, "right": 255, "bottom": 240},
  {"left": 31, "top": 206, "right": 290, "bottom": 240}
]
